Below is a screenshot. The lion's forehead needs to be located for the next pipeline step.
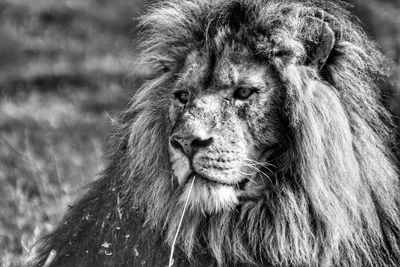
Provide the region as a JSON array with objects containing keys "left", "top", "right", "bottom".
[{"left": 175, "top": 46, "right": 268, "bottom": 94}]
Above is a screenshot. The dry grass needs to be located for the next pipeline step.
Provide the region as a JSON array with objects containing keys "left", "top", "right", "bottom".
[
  {"left": 0, "top": 0, "right": 146, "bottom": 266},
  {"left": 0, "top": 0, "right": 398, "bottom": 266}
]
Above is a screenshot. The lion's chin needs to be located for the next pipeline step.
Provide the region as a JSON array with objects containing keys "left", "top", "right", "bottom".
[{"left": 180, "top": 176, "right": 239, "bottom": 213}]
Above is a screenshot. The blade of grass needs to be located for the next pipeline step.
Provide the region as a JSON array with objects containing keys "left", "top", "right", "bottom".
[{"left": 168, "top": 176, "right": 196, "bottom": 267}]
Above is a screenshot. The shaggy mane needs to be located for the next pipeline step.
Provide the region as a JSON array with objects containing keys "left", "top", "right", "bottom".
[{"left": 29, "top": 1, "right": 400, "bottom": 266}]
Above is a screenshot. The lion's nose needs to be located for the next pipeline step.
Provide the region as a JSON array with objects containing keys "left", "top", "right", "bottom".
[{"left": 170, "top": 134, "right": 213, "bottom": 157}]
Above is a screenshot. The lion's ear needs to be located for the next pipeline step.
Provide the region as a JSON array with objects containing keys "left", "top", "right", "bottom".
[
  {"left": 309, "top": 23, "right": 335, "bottom": 69},
  {"left": 271, "top": 22, "right": 335, "bottom": 70}
]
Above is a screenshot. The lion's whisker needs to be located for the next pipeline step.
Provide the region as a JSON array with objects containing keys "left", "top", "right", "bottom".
[{"left": 241, "top": 163, "right": 273, "bottom": 185}]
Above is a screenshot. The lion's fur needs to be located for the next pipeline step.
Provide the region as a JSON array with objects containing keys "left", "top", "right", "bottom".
[{"left": 28, "top": 0, "right": 400, "bottom": 266}]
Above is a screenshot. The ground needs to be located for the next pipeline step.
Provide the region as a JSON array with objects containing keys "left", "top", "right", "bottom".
[
  {"left": 0, "top": 0, "right": 145, "bottom": 265},
  {"left": 0, "top": 0, "right": 398, "bottom": 266}
]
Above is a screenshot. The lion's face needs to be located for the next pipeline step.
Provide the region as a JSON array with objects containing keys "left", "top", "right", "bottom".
[{"left": 168, "top": 43, "right": 284, "bottom": 213}]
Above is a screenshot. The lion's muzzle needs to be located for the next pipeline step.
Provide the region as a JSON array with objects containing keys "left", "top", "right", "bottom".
[{"left": 170, "top": 134, "right": 214, "bottom": 158}]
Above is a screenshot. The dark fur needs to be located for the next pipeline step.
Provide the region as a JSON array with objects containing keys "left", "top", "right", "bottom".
[{"left": 28, "top": 0, "right": 400, "bottom": 266}]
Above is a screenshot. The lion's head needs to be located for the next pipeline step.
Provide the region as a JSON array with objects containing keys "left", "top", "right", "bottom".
[
  {"left": 168, "top": 45, "right": 285, "bottom": 213},
  {"left": 29, "top": 0, "right": 400, "bottom": 266},
  {"left": 131, "top": 0, "right": 400, "bottom": 265}
]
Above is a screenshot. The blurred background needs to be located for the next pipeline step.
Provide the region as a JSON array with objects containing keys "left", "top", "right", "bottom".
[{"left": 0, "top": 0, "right": 399, "bottom": 266}]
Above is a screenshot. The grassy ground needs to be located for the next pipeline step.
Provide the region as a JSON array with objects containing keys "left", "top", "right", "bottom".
[
  {"left": 0, "top": 0, "right": 399, "bottom": 266},
  {"left": 0, "top": 0, "right": 145, "bottom": 266}
]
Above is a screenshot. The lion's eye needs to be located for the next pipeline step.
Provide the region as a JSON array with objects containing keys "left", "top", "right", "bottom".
[
  {"left": 174, "top": 90, "right": 190, "bottom": 104},
  {"left": 233, "top": 87, "right": 256, "bottom": 100}
]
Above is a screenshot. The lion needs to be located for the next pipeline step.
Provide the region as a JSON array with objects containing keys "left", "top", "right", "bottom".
[{"left": 27, "top": 0, "right": 400, "bottom": 266}]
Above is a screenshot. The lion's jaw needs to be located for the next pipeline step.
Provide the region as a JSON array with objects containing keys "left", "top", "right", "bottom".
[{"left": 168, "top": 47, "right": 283, "bottom": 213}]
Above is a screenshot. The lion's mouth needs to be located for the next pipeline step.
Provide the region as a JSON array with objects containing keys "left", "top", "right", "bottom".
[{"left": 188, "top": 172, "right": 249, "bottom": 189}]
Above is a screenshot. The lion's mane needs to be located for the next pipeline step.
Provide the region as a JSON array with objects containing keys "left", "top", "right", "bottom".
[{"left": 29, "top": 0, "right": 400, "bottom": 266}]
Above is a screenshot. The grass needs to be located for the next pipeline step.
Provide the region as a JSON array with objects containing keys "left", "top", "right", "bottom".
[
  {"left": 0, "top": 0, "right": 399, "bottom": 266},
  {"left": 0, "top": 0, "right": 146, "bottom": 266}
]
